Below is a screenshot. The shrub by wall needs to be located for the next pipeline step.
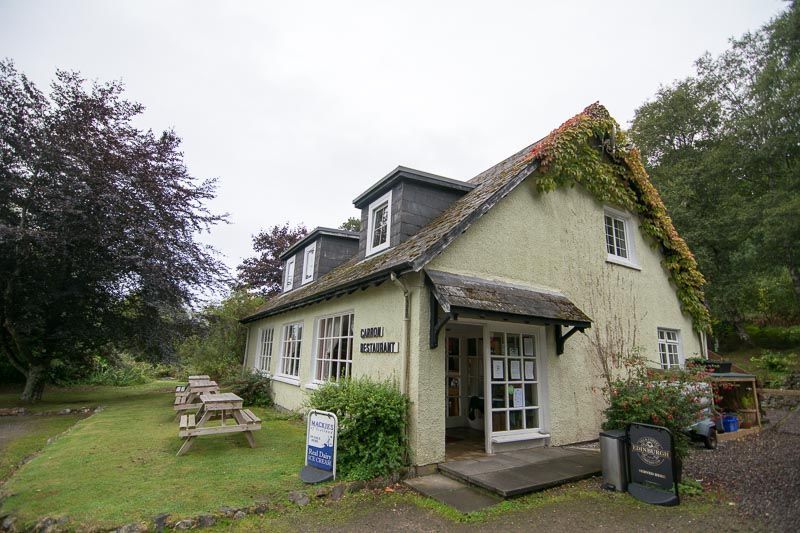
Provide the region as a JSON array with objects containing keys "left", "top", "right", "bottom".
[
  {"left": 307, "top": 378, "right": 409, "bottom": 480},
  {"left": 602, "top": 368, "right": 710, "bottom": 460},
  {"left": 231, "top": 372, "right": 273, "bottom": 407}
]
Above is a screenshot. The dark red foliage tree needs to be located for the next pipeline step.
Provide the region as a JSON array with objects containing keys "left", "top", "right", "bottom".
[
  {"left": 0, "top": 61, "right": 227, "bottom": 401},
  {"left": 236, "top": 223, "right": 307, "bottom": 298}
]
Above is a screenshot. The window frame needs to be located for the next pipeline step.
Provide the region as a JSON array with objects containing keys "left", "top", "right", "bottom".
[
  {"left": 657, "top": 328, "right": 683, "bottom": 369},
  {"left": 255, "top": 327, "right": 274, "bottom": 375},
  {"left": 310, "top": 311, "right": 355, "bottom": 385},
  {"left": 302, "top": 242, "right": 317, "bottom": 285},
  {"left": 277, "top": 321, "right": 303, "bottom": 384},
  {"left": 366, "top": 190, "right": 392, "bottom": 256},
  {"left": 604, "top": 206, "right": 639, "bottom": 269},
  {"left": 284, "top": 257, "right": 296, "bottom": 291}
]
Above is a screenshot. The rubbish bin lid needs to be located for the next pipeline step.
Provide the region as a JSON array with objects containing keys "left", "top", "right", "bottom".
[{"left": 599, "top": 429, "right": 626, "bottom": 439}]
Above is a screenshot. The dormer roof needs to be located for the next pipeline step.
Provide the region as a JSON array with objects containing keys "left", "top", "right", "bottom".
[
  {"left": 279, "top": 227, "right": 359, "bottom": 261},
  {"left": 352, "top": 166, "right": 475, "bottom": 209}
]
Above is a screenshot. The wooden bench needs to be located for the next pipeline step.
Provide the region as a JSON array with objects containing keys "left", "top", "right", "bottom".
[
  {"left": 175, "top": 385, "right": 187, "bottom": 394},
  {"left": 176, "top": 393, "right": 261, "bottom": 456}
]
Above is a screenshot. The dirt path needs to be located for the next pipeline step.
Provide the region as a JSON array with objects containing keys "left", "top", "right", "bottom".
[
  {"left": 0, "top": 417, "right": 38, "bottom": 452},
  {"left": 684, "top": 408, "right": 800, "bottom": 532}
]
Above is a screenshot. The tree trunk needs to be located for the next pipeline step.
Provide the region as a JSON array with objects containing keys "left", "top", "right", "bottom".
[
  {"left": 789, "top": 265, "right": 800, "bottom": 307},
  {"left": 732, "top": 318, "right": 753, "bottom": 346},
  {"left": 20, "top": 364, "right": 47, "bottom": 403}
]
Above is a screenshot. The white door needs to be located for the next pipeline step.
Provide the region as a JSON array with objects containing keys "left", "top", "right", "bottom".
[{"left": 483, "top": 324, "right": 548, "bottom": 452}]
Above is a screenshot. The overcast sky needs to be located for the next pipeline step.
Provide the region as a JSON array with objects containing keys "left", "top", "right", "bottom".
[{"left": 0, "top": 0, "right": 786, "bottom": 276}]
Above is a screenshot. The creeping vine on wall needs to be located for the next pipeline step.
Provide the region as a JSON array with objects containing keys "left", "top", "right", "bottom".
[{"left": 525, "top": 103, "right": 711, "bottom": 333}]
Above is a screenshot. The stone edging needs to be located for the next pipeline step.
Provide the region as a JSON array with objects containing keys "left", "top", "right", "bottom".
[{"left": 0, "top": 407, "right": 100, "bottom": 417}]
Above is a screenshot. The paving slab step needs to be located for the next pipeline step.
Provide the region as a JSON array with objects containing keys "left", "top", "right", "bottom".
[
  {"left": 403, "top": 473, "right": 502, "bottom": 513},
  {"left": 438, "top": 448, "right": 601, "bottom": 498}
]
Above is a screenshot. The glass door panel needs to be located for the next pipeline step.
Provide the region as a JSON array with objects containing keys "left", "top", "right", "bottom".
[{"left": 489, "top": 331, "right": 540, "bottom": 435}]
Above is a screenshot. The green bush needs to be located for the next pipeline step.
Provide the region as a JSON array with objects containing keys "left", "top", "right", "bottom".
[
  {"left": 231, "top": 372, "right": 273, "bottom": 407},
  {"left": 751, "top": 350, "right": 798, "bottom": 387},
  {"left": 307, "top": 378, "right": 409, "bottom": 480},
  {"left": 84, "top": 353, "right": 161, "bottom": 386},
  {"left": 602, "top": 368, "right": 711, "bottom": 460},
  {"left": 745, "top": 324, "right": 800, "bottom": 349}
]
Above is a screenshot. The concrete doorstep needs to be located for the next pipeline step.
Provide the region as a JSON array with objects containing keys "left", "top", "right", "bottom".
[{"left": 403, "top": 474, "right": 502, "bottom": 514}]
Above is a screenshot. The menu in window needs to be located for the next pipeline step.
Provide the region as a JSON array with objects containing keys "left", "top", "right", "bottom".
[
  {"left": 523, "top": 337, "right": 534, "bottom": 356},
  {"left": 509, "top": 360, "right": 521, "bottom": 380},
  {"left": 513, "top": 388, "right": 524, "bottom": 408},
  {"left": 492, "top": 359, "right": 504, "bottom": 380},
  {"left": 524, "top": 361, "right": 535, "bottom": 380}
]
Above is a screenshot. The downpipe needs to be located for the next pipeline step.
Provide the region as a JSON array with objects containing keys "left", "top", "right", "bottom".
[{"left": 390, "top": 272, "right": 413, "bottom": 467}]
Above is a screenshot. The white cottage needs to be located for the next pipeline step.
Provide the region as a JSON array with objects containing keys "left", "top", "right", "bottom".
[{"left": 241, "top": 104, "right": 709, "bottom": 467}]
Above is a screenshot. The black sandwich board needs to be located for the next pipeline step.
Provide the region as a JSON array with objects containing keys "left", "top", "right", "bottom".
[{"left": 626, "top": 423, "right": 680, "bottom": 506}]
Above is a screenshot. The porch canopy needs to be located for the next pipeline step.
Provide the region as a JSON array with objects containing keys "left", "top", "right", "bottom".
[{"left": 425, "top": 269, "right": 591, "bottom": 353}]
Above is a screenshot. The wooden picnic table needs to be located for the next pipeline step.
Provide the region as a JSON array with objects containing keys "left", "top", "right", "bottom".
[
  {"left": 177, "top": 392, "right": 261, "bottom": 456},
  {"left": 174, "top": 379, "right": 221, "bottom": 415}
]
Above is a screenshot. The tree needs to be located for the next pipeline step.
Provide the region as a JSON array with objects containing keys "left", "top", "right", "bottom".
[
  {"left": 236, "top": 222, "right": 307, "bottom": 297},
  {"left": 339, "top": 216, "right": 361, "bottom": 232},
  {"left": 0, "top": 61, "right": 227, "bottom": 401},
  {"left": 176, "top": 290, "right": 264, "bottom": 381},
  {"left": 629, "top": 1, "right": 800, "bottom": 331}
]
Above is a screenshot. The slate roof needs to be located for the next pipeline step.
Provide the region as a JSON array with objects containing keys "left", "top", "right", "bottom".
[
  {"left": 425, "top": 270, "right": 591, "bottom": 327},
  {"left": 241, "top": 105, "right": 597, "bottom": 324},
  {"left": 353, "top": 166, "right": 476, "bottom": 209},
  {"left": 279, "top": 227, "right": 359, "bottom": 261}
]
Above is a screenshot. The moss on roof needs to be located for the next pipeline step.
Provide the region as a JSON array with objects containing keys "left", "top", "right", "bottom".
[{"left": 243, "top": 103, "right": 710, "bottom": 332}]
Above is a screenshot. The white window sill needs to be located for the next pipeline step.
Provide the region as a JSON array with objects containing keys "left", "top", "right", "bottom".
[
  {"left": 272, "top": 374, "right": 300, "bottom": 387},
  {"left": 491, "top": 430, "right": 550, "bottom": 444},
  {"left": 606, "top": 255, "right": 641, "bottom": 271}
]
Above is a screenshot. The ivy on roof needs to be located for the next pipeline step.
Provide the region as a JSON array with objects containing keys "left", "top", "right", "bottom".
[{"left": 526, "top": 103, "right": 711, "bottom": 333}]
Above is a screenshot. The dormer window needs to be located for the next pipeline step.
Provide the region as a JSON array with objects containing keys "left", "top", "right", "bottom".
[
  {"left": 302, "top": 243, "right": 316, "bottom": 285},
  {"left": 367, "top": 190, "right": 392, "bottom": 256},
  {"left": 284, "top": 257, "right": 295, "bottom": 291}
]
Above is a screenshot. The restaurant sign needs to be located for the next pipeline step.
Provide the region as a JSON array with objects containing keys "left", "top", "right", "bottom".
[
  {"left": 626, "top": 423, "right": 679, "bottom": 506},
  {"left": 300, "top": 410, "right": 338, "bottom": 483},
  {"left": 359, "top": 325, "right": 399, "bottom": 353}
]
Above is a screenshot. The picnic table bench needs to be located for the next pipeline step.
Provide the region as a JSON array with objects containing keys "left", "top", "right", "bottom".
[
  {"left": 175, "top": 375, "right": 211, "bottom": 394},
  {"left": 174, "top": 379, "right": 221, "bottom": 415},
  {"left": 177, "top": 392, "right": 261, "bottom": 456}
]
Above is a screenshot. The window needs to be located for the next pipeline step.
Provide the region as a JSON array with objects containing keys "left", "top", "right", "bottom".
[
  {"left": 658, "top": 328, "right": 682, "bottom": 369},
  {"left": 279, "top": 322, "right": 303, "bottom": 377},
  {"left": 284, "top": 257, "right": 295, "bottom": 291},
  {"left": 314, "top": 312, "right": 354, "bottom": 382},
  {"left": 256, "top": 327, "right": 274, "bottom": 373},
  {"left": 302, "top": 243, "right": 316, "bottom": 285},
  {"left": 366, "top": 190, "right": 392, "bottom": 255},
  {"left": 604, "top": 207, "right": 638, "bottom": 268}
]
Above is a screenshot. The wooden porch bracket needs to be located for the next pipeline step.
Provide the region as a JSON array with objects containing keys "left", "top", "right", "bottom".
[
  {"left": 429, "top": 290, "right": 456, "bottom": 349},
  {"left": 555, "top": 324, "right": 586, "bottom": 355}
]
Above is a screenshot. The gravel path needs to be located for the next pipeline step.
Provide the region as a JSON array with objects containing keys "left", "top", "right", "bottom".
[{"left": 684, "top": 408, "right": 800, "bottom": 532}]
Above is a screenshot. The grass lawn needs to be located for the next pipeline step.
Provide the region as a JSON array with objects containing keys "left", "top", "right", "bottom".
[
  {"left": 212, "top": 480, "right": 756, "bottom": 532},
  {"left": 0, "top": 381, "right": 307, "bottom": 530}
]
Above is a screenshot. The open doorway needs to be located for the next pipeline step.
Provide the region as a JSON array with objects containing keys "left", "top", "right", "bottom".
[{"left": 444, "top": 323, "right": 485, "bottom": 460}]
